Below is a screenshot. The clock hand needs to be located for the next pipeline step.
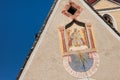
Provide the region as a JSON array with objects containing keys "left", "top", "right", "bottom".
[
  {"left": 82, "top": 59, "right": 90, "bottom": 80},
  {"left": 78, "top": 52, "right": 90, "bottom": 80}
]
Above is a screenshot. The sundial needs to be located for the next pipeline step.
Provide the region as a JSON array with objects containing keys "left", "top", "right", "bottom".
[{"left": 58, "top": 19, "right": 99, "bottom": 79}]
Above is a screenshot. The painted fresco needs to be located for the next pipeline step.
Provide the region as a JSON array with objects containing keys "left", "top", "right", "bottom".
[{"left": 58, "top": 20, "right": 99, "bottom": 79}]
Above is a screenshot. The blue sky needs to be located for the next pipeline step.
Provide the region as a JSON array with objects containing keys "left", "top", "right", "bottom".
[{"left": 0, "top": 0, "right": 54, "bottom": 80}]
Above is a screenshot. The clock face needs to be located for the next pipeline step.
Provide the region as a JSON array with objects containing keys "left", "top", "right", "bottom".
[
  {"left": 58, "top": 21, "right": 99, "bottom": 79},
  {"left": 63, "top": 52, "right": 99, "bottom": 78},
  {"left": 69, "top": 53, "right": 93, "bottom": 72}
]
